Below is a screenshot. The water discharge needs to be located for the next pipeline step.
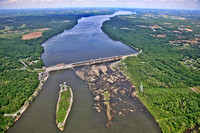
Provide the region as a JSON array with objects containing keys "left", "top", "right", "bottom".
[{"left": 7, "top": 11, "right": 161, "bottom": 133}]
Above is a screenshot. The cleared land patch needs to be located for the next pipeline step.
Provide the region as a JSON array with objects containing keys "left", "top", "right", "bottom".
[
  {"left": 35, "top": 28, "right": 50, "bottom": 31},
  {"left": 22, "top": 32, "right": 42, "bottom": 40}
]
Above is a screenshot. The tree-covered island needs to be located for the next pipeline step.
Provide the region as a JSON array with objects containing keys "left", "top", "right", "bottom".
[{"left": 56, "top": 82, "right": 73, "bottom": 131}]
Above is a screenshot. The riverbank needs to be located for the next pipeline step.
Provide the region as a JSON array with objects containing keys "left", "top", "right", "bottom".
[
  {"left": 101, "top": 25, "right": 140, "bottom": 52},
  {"left": 111, "top": 61, "right": 162, "bottom": 126},
  {"left": 4, "top": 70, "right": 49, "bottom": 123},
  {"left": 100, "top": 18, "right": 164, "bottom": 131},
  {"left": 3, "top": 11, "right": 91, "bottom": 133},
  {"left": 109, "top": 37, "right": 200, "bottom": 133},
  {"left": 56, "top": 83, "right": 73, "bottom": 131},
  {"left": 0, "top": 10, "right": 84, "bottom": 133},
  {"left": 75, "top": 63, "right": 160, "bottom": 129},
  {"left": 101, "top": 13, "right": 200, "bottom": 132}
]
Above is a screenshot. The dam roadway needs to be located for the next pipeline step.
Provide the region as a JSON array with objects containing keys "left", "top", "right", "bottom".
[{"left": 45, "top": 52, "right": 141, "bottom": 72}]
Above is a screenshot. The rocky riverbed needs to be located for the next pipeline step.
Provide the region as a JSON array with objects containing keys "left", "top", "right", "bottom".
[{"left": 75, "top": 63, "right": 145, "bottom": 127}]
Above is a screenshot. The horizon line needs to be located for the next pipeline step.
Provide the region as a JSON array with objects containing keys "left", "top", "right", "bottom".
[{"left": 0, "top": 7, "right": 200, "bottom": 11}]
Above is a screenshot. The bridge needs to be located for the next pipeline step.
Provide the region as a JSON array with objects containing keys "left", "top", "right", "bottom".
[{"left": 45, "top": 51, "right": 141, "bottom": 72}]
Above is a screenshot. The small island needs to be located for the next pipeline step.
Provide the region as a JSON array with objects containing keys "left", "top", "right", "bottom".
[{"left": 56, "top": 82, "right": 73, "bottom": 131}]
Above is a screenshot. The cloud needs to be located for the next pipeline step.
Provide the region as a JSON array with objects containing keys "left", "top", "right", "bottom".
[
  {"left": 8, "top": 0, "right": 19, "bottom": 2},
  {"left": 0, "top": 0, "right": 199, "bottom": 9},
  {"left": 31, "top": 0, "right": 54, "bottom": 2}
]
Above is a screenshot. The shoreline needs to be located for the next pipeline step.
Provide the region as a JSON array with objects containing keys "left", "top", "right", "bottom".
[
  {"left": 101, "top": 17, "right": 199, "bottom": 132},
  {"left": 75, "top": 63, "right": 161, "bottom": 131},
  {"left": 101, "top": 24, "right": 140, "bottom": 53},
  {"left": 101, "top": 19, "right": 163, "bottom": 131},
  {"left": 110, "top": 61, "right": 162, "bottom": 132},
  {"left": 3, "top": 12, "right": 116, "bottom": 132},
  {"left": 3, "top": 13, "right": 81, "bottom": 132},
  {"left": 4, "top": 70, "right": 49, "bottom": 128},
  {"left": 56, "top": 84, "right": 73, "bottom": 131}
]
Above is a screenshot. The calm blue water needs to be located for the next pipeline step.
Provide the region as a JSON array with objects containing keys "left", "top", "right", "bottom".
[
  {"left": 41, "top": 11, "right": 137, "bottom": 67},
  {"left": 8, "top": 11, "right": 161, "bottom": 133}
]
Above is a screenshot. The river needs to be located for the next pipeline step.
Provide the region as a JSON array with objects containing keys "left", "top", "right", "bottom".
[{"left": 7, "top": 11, "right": 161, "bottom": 133}]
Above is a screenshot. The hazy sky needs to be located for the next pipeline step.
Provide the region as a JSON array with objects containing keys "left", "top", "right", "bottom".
[{"left": 0, "top": 0, "right": 200, "bottom": 9}]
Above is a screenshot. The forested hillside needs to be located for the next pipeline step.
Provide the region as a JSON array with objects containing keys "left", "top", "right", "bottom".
[
  {"left": 0, "top": 8, "right": 114, "bottom": 132},
  {"left": 102, "top": 9, "right": 200, "bottom": 133}
]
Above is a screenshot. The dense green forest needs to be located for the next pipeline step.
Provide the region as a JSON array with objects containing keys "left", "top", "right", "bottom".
[
  {"left": 102, "top": 10, "right": 200, "bottom": 133},
  {"left": 0, "top": 8, "right": 114, "bottom": 132}
]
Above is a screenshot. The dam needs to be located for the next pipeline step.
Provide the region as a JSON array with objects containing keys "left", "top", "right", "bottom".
[{"left": 45, "top": 52, "right": 141, "bottom": 72}]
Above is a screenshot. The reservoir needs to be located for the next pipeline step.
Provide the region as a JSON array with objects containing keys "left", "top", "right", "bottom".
[{"left": 7, "top": 11, "right": 161, "bottom": 133}]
